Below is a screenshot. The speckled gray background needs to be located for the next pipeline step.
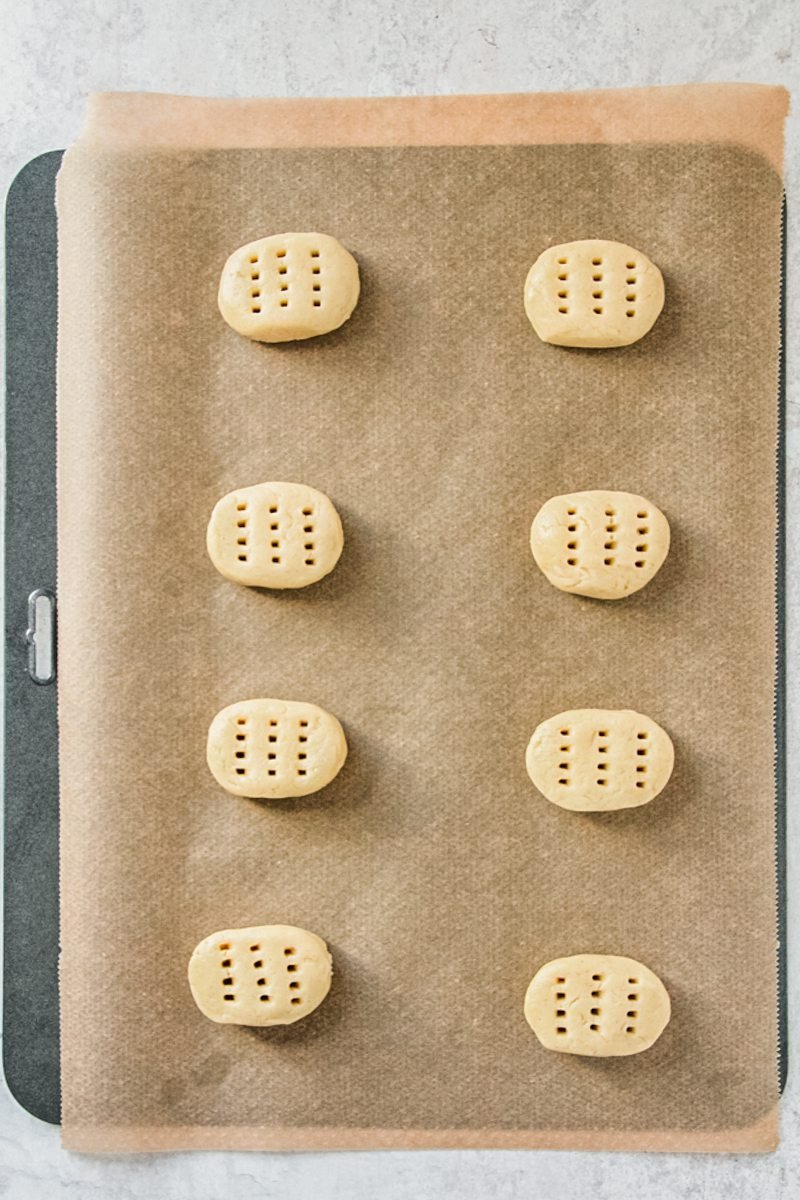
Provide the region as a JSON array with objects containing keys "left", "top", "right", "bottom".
[{"left": 2, "top": 1, "right": 798, "bottom": 1197}]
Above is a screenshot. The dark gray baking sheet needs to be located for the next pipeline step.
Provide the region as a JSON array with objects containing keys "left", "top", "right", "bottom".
[
  {"left": 4, "top": 151, "right": 62, "bottom": 1125},
  {"left": 1, "top": 151, "right": 787, "bottom": 1128}
]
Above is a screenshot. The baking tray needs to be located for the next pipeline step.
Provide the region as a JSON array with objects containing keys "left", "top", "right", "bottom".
[
  {"left": 4, "top": 151, "right": 62, "bottom": 1124},
  {"left": 2, "top": 150, "right": 788, "bottom": 1128}
]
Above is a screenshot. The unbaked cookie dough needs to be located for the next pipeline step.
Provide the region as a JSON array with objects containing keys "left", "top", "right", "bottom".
[
  {"left": 526, "top": 708, "right": 674, "bottom": 812},
  {"left": 207, "top": 697, "right": 347, "bottom": 799},
  {"left": 218, "top": 232, "right": 360, "bottom": 342},
  {"left": 524, "top": 953, "right": 670, "bottom": 1056},
  {"left": 530, "top": 489, "right": 670, "bottom": 600},
  {"left": 206, "top": 481, "right": 344, "bottom": 589},
  {"left": 188, "top": 924, "right": 332, "bottom": 1026},
  {"left": 524, "top": 239, "right": 664, "bottom": 348}
]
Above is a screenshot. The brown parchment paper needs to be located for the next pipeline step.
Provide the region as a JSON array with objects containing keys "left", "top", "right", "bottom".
[
  {"left": 56, "top": 88, "right": 786, "bottom": 1153},
  {"left": 80, "top": 85, "right": 787, "bottom": 172}
]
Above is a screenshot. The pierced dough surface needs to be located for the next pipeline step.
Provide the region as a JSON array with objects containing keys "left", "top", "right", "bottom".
[
  {"left": 524, "top": 239, "right": 664, "bottom": 348},
  {"left": 526, "top": 708, "right": 674, "bottom": 812},
  {"left": 188, "top": 924, "right": 332, "bottom": 1026},
  {"left": 206, "top": 481, "right": 344, "bottom": 589},
  {"left": 218, "top": 231, "right": 360, "bottom": 342},
  {"left": 530, "top": 489, "right": 670, "bottom": 600},
  {"left": 207, "top": 697, "right": 347, "bottom": 799},
  {"left": 524, "top": 953, "right": 671, "bottom": 1057}
]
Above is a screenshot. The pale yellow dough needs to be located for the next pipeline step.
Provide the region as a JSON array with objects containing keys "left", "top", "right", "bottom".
[
  {"left": 526, "top": 708, "right": 674, "bottom": 812},
  {"left": 524, "top": 239, "right": 664, "bottom": 348},
  {"left": 524, "top": 953, "right": 671, "bottom": 1057},
  {"left": 218, "top": 232, "right": 360, "bottom": 342},
  {"left": 530, "top": 489, "right": 670, "bottom": 600},
  {"left": 207, "top": 697, "right": 347, "bottom": 799},
  {"left": 206, "top": 481, "right": 344, "bottom": 589},
  {"left": 188, "top": 924, "right": 332, "bottom": 1026}
]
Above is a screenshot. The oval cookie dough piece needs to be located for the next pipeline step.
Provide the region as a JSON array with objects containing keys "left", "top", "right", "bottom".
[
  {"left": 524, "top": 239, "right": 664, "bottom": 348},
  {"left": 524, "top": 953, "right": 671, "bottom": 1056},
  {"left": 207, "top": 481, "right": 344, "bottom": 589},
  {"left": 530, "top": 489, "right": 670, "bottom": 600},
  {"left": 218, "top": 232, "right": 360, "bottom": 342},
  {"left": 207, "top": 697, "right": 347, "bottom": 799},
  {"left": 526, "top": 708, "right": 674, "bottom": 812},
  {"left": 189, "top": 924, "right": 332, "bottom": 1026}
]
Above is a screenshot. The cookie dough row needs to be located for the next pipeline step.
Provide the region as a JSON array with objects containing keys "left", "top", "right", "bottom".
[
  {"left": 208, "top": 481, "right": 671, "bottom": 601},
  {"left": 206, "top": 698, "right": 673, "bottom": 813},
  {"left": 218, "top": 233, "right": 665, "bottom": 350},
  {"left": 188, "top": 927, "right": 671, "bottom": 1058}
]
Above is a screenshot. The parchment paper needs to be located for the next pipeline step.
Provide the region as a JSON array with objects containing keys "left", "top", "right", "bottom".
[{"left": 56, "top": 87, "right": 787, "bottom": 1152}]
